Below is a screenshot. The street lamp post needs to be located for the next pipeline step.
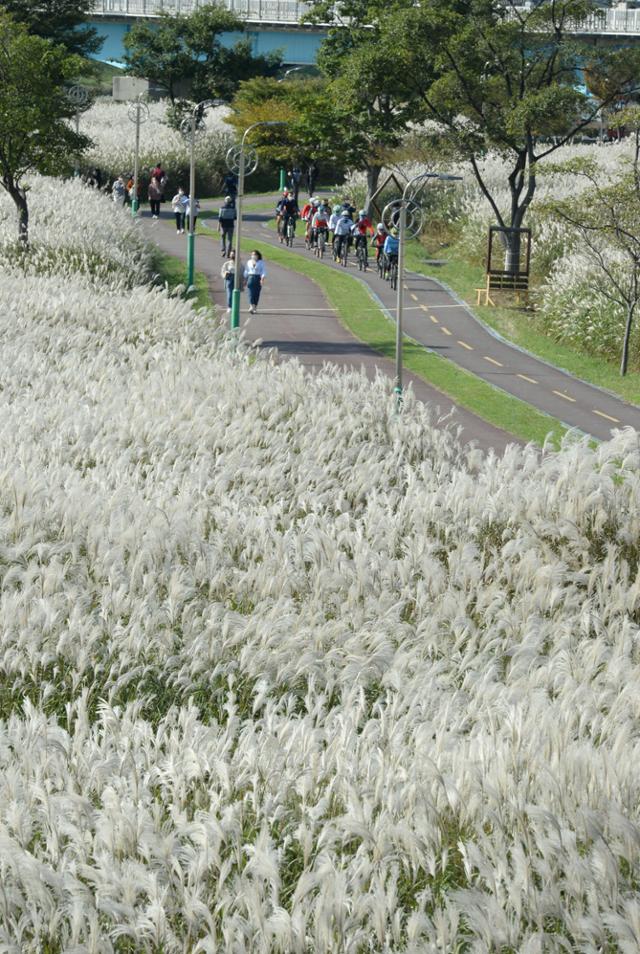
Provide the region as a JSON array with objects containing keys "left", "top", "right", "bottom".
[
  {"left": 184, "top": 98, "right": 225, "bottom": 290},
  {"left": 66, "top": 84, "right": 89, "bottom": 178},
  {"left": 389, "top": 172, "right": 462, "bottom": 404},
  {"left": 127, "top": 93, "right": 149, "bottom": 217},
  {"left": 230, "top": 120, "right": 286, "bottom": 330}
]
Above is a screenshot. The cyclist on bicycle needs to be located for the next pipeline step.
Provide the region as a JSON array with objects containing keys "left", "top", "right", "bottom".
[
  {"left": 333, "top": 209, "right": 354, "bottom": 262},
  {"left": 276, "top": 192, "right": 299, "bottom": 243},
  {"left": 351, "top": 210, "right": 374, "bottom": 255},
  {"left": 372, "top": 223, "right": 388, "bottom": 265},
  {"left": 304, "top": 197, "right": 320, "bottom": 246},
  {"left": 275, "top": 190, "right": 290, "bottom": 237},
  {"left": 383, "top": 227, "right": 400, "bottom": 276},
  {"left": 311, "top": 202, "right": 330, "bottom": 249},
  {"left": 329, "top": 204, "right": 342, "bottom": 255}
]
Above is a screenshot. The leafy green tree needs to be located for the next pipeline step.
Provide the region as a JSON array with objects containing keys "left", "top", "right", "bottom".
[
  {"left": 0, "top": 13, "right": 89, "bottom": 243},
  {"left": 304, "top": 0, "right": 421, "bottom": 207},
  {"left": 123, "top": 3, "right": 282, "bottom": 106},
  {"left": 390, "top": 0, "right": 640, "bottom": 271},
  {"left": 228, "top": 75, "right": 400, "bottom": 201},
  {"left": 0, "top": 0, "right": 101, "bottom": 57},
  {"left": 545, "top": 109, "right": 640, "bottom": 376}
]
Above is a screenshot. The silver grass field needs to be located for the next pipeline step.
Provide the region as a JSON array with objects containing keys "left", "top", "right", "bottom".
[{"left": 0, "top": 179, "right": 639, "bottom": 952}]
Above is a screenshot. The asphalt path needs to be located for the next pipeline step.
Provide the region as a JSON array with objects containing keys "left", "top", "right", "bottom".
[
  {"left": 236, "top": 205, "right": 640, "bottom": 442},
  {"left": 142, "top": 213, "right": 517, "bottom": 455}
]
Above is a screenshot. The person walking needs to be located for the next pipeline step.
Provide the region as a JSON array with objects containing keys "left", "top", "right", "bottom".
[
  {"left": 243, "top": 249, "right": 266, "bottom": 314},
  {"left": 291, "top": 165, "right": 302, "bottom": 203},
  {"left": 185, "top": 194, "right": 200, "bottom": 232},
  {"left": 221, "top": 250, "right": 241, "bottom": 313},
  {"left": 148, "top": 176, "right": 162, "bottom": 218},
  {"left": 218, "top": 196, "right": 237, "bottom": 255},
  {"left": 306, "top": 160, "right": 319, "bottom": 197},
  {"left": 171, "top": 186, "right": 188, "bottom": 233},
  {"left": 112, "top": 175, "right": 126, "bottom": 207}
]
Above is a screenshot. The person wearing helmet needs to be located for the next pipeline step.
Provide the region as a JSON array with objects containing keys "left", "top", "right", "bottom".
[
  {"left": 310, "top": 201, "right": 330, "bottom": 251},
  {"left": 383, "top": 226, "right": 400, "bottom": 277},
  {"left": 329, "top": 204, "right": 342, "bottom": 255},
  {"left": 275, "top": 191, "right": 299, "bottom": 242},
  {"left": 372, "top": 222, "right": 388, "bottom": 267},
  {"left": 333, "top": 208, "right": 354, "bottom": 263},
  {"left": 351, "top": 209, "right": 374, "bottom": 267},
  {"left": 218, "top": 195, "right": 237, "bottom": 256}
]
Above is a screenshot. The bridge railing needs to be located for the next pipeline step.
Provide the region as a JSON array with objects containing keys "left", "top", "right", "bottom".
[
  {"left": 92, "top": 0, "right": 311, "bottom": 20},
  {"left": 512, "top": 4, "right": 640, "bottom": 35}
]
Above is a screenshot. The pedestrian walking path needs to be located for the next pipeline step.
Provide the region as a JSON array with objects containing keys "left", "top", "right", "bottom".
[
  {"left": 238, "top": 206, "right": 640, "bottom": 442},
  {"left": 141, "top": 214, "right": 517, "bottom": 455}
]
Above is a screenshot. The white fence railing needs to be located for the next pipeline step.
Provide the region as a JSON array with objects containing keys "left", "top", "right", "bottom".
[
  {"left": 92, "top": 1, "right": 640, "bottom": 32},
  {"left": 513, "top": 5, "right": 640, "bottom": 35},
  {"left": 92, "top": 0, "right": 311, "bottom": 21}
]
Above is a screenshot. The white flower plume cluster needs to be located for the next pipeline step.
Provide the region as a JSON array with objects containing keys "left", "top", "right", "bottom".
[
  {"left": 1, "top": 182, "right": 640, "bottom": 951},
  {"left": 81, "top": 98, "right": 234, "bottom": 188},
  {"left": 0, "top": 176, "right": 151, "bottom": 288}
]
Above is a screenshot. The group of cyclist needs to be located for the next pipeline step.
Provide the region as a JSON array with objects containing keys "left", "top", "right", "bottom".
[{"left": 274, "top": 190, "right": 401, "bottom": 285}]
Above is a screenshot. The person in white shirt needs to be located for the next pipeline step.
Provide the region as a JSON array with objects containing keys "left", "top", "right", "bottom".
[
  {"left": 171, "top": 187, "right": 188, "bottom": 233},
  {"left": 185, "top": 195, "right": 200, "bottom": 232},
  {"left": 243, "top": 250, "right": 266, "bottom": 314}
]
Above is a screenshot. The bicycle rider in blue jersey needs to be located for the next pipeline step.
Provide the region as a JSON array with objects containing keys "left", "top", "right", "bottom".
[{"left": 382, "top": 227, "right": 400, "bottom": 277}]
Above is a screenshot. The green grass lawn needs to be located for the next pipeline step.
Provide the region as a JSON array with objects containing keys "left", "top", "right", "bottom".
[
  {"left": 152, "top": 249, "right": 212, "bottom": 311},
  {"left": 403, "top": 239, "right": 640, "bottom": 406}
]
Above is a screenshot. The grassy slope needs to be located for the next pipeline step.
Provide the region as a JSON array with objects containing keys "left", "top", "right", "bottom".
[{"left": 152, "top": 249, "right": 212, "bottom": 311}]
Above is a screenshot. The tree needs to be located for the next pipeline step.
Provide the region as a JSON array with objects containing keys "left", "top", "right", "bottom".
[
  {"left": 304, "top": 0, "right": 422, "bottom": 208},
  {"left": 387, "top": 0, "right": 640, "bottom": 272},
  {"left": 545, "top": 111, "right": 640, "bottom": 376},
  {"left": 123, "top": 3, "right": 282, "bottom": 106},
  {"left": 0, "top": 0, "right": 101, "bottom": 58},
  {"left": 0, "top": 13, "right": 89, "bottom": 243}
]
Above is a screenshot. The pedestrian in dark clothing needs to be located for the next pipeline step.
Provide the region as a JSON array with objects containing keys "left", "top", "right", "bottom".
[
  {"left": 306, "top": 161, "right": 319, "bottom": 197},
  {"left": 291, "top": 165, "right": 302, "bottom": 202},
  {"left": 218, "top": 196, "right": 237, "bottom": 256}
]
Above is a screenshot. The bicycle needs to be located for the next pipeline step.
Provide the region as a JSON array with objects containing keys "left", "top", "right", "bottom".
[
  {"left": 375, "top": 248, "right": 385, "bottom": 279},
  {"left": 315, "top": 228, "right": 327, "bottom": 259},
  {"left": 355, "top": 236, "right": 368, "bottom": 271},
  {"left": 387, "top": 254, "right": 398, "bottom": 290},
  {"left": 285, "top": 215, "right": 296, "bottom": 247},
  {"left": 338, "top": 235, "right": 350, "bottom": 268}
]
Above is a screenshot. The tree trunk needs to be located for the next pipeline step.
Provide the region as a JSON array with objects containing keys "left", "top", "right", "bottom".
[
  {"left": 4, "top": 180, "right": 29, "bottom": 245},
  {"left": 365, "top": 164, "right": 382, "bottom": 216},
  {"left": 620, "top": 303, "right": 635, "bottom": 376}
]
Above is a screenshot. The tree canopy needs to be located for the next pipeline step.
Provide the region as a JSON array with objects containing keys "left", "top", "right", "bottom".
[
  {"left": 123, "top": 3, "right": 282, "bottom": 105},
  {"left": 305, "top": 0, "right": 640, "bottom": 263},
  {"left": 0, "top": 0, "right": 102, "bottom": 58},
  {"left": 0, "top": 12, "right": 89, "bottom": 242}
]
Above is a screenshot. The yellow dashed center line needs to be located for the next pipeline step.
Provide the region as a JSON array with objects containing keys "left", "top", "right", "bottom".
[
  {"left": 457, "top": 340, "right": 473, "bottom": 350},
  {"left": 410, "top": 293, "right": 418, "bottom": 301},
  {"left": 430, "top": 315, "right": 439, "bottom": 324},
  {"left": 517, "top": 373, "right": 538, "bottom": 384},
  {"left": 552, "top": 390, "right": 576, "bottom": 403},
  {"left": 420, "top": 304, "right": 429, "bottom": 313},
  {"left": 484, "top": 356, "right": 503, "bottom": 367},
  {"left": 440, "top": 327, "right": 452, "bottom": 336},
  {"left": 593, "top": 409, "right": 620, "bottom": 423}
]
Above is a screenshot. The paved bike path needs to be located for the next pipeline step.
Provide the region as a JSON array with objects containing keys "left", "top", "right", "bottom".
[
  {"left": 142, "top": 214, "right": 516, "bottom": 454},
  {"left": 239, "top": 206, "right": 640, "bottom": 442}
]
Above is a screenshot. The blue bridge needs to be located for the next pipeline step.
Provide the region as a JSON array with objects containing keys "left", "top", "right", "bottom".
[
  {"left": 89, "top": 1, "right": 640, "bottom": 67},
  {"left": 90, "top": 0, "right": 328, "bottom": 66}
]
